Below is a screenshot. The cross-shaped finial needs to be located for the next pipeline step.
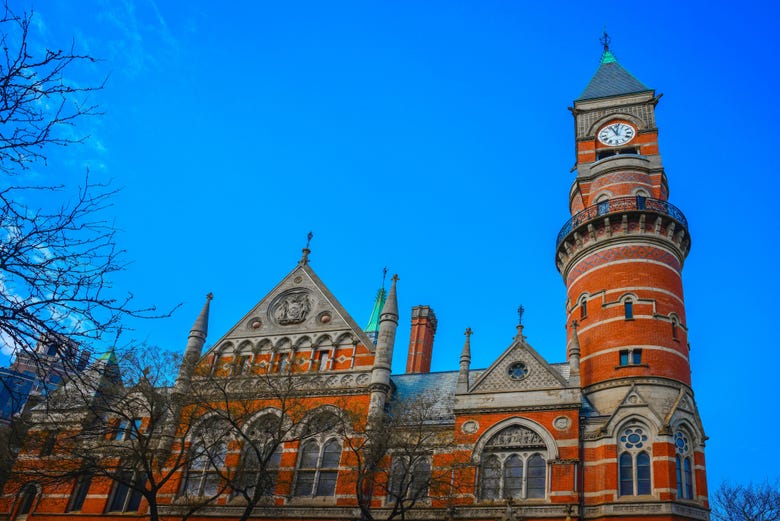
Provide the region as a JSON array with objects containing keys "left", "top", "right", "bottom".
[
  {"left": 382, "top": 267, "right": 388, "bottom": 287},
  {"left": 571, "top": 319, "right": 578, "bottom": 330},
  {"left": 206, "top": 292, "right": 214, "bottom": 301},
  {"left": 305, "top": 231, "right": 313, "bottom": 249},
  {"left": 600, "top": 28, "right": 611, "bottom": 53},
  {"left": 391, "top": 273, "right": 399, "bottom": 283},
  {"left": 464, "top": 327, "right": 473, "bottom": 338},
  {"left": 517, "top": 305, "right": 525, "bottom": 326}
]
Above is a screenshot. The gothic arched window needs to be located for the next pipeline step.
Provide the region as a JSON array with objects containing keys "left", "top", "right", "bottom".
[
  {"left": 294, "top": 438, "right": 342, "bottom": 497},
  {"left": 618, "top": 425, "right": 652, "bottom": 496},
  {"left": 183, "top": 440, "right": 228, "bottom": 497},
  {"left": 239, "top": 414, "right": 284, "bottom": 498},
  {"left": 478, "top": 424, "right": 549, "bottom": 500},
  {"left": 674, "top": 430, "right": 694, "bottom": 500}
]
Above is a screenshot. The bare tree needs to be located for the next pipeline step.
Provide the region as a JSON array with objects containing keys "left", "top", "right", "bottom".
[
  {"left": 0, "top": 2, "right": 101, "bottom": 172},
  {"left": 341, "top": 392, "right": 465, "bottom": 521},
  {"left": 5, "top": 346, "right": 216, "bottom": 521},
  {"left": 181, "top": 362, "right": 338, "bottom": 521},
  {"left": 711, "top": 481, "right": 780, "bottom": 521},
  {"left": 0, "top": 2, "right": 167, "bottom": 406}
]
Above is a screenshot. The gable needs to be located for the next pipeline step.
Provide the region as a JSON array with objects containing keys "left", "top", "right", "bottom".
[
  {"left": 202, "top": 263, "right": 376, "bottom": 365},
  {"left": 468, "top": 338, "right": 568, "bottom": 394}
]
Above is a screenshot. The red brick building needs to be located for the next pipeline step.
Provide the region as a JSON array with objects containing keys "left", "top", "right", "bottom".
[{"left": 1, "top": 46, "right": 708, "bottom": 521}]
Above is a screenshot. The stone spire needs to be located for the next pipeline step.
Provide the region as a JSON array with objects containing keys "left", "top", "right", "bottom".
[
  {"left": 364, "top": 268, "right": 388, "bottom": 346},
  {"left": 174, "top": 293, "right": 212, "bottom": 394},
  {"left": 368, "top": 274, "right": 399, "bottom": 423},
  {"left": 456, "top": 327, "right": 472, "bottom": 393}
]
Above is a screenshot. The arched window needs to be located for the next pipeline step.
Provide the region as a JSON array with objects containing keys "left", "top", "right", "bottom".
[
  {"left": 14, "top": 483, "right": 38, "bottom": 519},
  {"left": 240, "top": 415, "right": 284, "bottom": 498},
  {"left": 624, "top": 299, "right": 634, "bottom": 319},
  {"left": 183, "top": 440, "right": 228, "bottom": 496},
  {"left": 478, "top": 424, "right": 549, "bottom": 500},
  {"left": 294, "top": 411, "right": 342, "bottom": 498},
  {"left": 579, "top": 296, "right": 587, "bottom": 319},
  {"left": 618, "top": 425, "right": 652, "bottom": 496},
  {"left": 674, "top": 430, "right": 694, "bottom": 499},
  {"left": 480, "top": 455, "right": 501, "bottom": 500},
  {"left": 671, "top": 317, "right": 679, "bottom": 340},
  {"left": 294, "top": 438, "right": 342, "bottom": 497}
]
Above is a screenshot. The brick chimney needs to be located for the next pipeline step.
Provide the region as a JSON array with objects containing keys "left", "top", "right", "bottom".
[{"left": 406, "top": 306, "right": 437, "bottom": 373}]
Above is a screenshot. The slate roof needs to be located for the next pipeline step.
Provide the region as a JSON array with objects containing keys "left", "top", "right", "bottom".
[
  {"left": 577, "top": 51, "right": 651, "bottom": 101},
  {"left": 391, "top": 370, "right": 472, "bottom": 424}
]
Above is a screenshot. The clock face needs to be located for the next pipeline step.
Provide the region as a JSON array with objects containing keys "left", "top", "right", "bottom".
[{"left": 598, "top": 122, "right": 636, "bottom": 146}]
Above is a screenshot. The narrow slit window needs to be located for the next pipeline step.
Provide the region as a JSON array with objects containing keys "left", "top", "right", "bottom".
[
  {"left": 580, "top": 298, "right": 587, "bottom": 319},
  {"left": 624, "top": 300, "right": 634, "bottom": 319}
]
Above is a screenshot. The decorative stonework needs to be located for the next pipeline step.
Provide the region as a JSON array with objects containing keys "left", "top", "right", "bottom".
[
  {"left": 462, "top": 420, "right": 479, "bottom": 434},
  {"left": 485, "top": 425, "right": 545, "bottom": 450},
  {"left": 269, "top": 289, "right": 312, "bottom": 325},
  {"left": 553, "top": 416, "right": 570, "bottom": 431},
  {"left": 247, "top": 317, "right": 262, "bottom": 330},
  {"left": 471, "top": 351, "right": 564, "bottom": 393}
]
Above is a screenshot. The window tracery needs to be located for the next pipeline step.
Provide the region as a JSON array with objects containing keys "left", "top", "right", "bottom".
[
  {"left": 674, "top": 430, "right": 694, "bottom": 500},
  {"left": 618, "top": 424, "right": 651, "bottom": 496},
  {"left": 479, "top": 425, "right": 548, "bottom": 500}
]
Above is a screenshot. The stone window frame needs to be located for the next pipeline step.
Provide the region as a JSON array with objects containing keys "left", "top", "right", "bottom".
[
  {"left": 673, "top": 427, "right": 695, "bottom": 500},
  {"left": 617, "top": 422, "right": 653, "bottom": 497},
  {"left": 472, "top": 418, "right": 557, "bottom": 503}
]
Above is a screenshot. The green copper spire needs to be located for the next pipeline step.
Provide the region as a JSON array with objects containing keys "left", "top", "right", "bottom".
[
  {"left": 365, "top": 268, "right": 388, "bottom": 345},
  {"left": 600, "top": 50, "right": 617, "bottom": 64}
]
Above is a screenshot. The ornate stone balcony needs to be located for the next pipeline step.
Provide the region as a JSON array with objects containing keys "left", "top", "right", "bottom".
[{"left": 556, "top": 195, "right": 687, "bottom": 248}]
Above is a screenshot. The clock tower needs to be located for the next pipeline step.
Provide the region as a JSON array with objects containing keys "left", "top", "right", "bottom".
[{"left": 556, "top": 38, "right": 708, "bottom": 518}]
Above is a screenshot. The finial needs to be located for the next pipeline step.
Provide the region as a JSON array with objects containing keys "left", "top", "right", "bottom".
[
  {"left": 571, "top": 319, "right": 578, "bottom": 330},
  {"left": 515, "top": 305, "right": 526, "bottom": 343},
  {"left": 600, "top": 28, "right": 611, "bottom": 53},
  {"left": 299, "top": 231, "right": 313, "bottom": 265},
  {"left": 599, "top": 29, "right": 618, "bottom": 64},
  {"left": 391, "top": 273, "right": 399, "bottom": 283},
  {"left": 206, "top": 292, "right": 214, "bottom": 301},
  {"left": 465, "top": 327, "right": 473, "bottom": 339},
  {"left": 382, "top": 267, "right": 388, "bottom": 288}
]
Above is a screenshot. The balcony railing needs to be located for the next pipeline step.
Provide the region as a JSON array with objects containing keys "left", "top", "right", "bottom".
[{"left": 556, "top": 195, "right": 687, "bottom": 248}]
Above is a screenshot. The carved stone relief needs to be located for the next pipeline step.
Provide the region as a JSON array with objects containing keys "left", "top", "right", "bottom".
[{"left": 269, "top": 289, "right": 312, "bottom": 326}]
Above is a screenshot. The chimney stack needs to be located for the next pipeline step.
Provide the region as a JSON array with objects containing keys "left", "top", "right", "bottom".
[{"left": 406, "top": 306, "right": 437, "bottom": 373}]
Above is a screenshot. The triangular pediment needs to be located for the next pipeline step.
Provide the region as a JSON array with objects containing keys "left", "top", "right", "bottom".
[
  {"left": 203, "top": 263, "right": 375, "bottom": 361},
  {"left": 468, "top": 337, "right": 568, "bottom": 394}
]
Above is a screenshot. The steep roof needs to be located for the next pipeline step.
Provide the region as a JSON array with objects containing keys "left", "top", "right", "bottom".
[
  {"left": 577, "top": 50, "right": 651, "bottom": 101},
  {"left": 391, "top": 370, "right": 479, "bottom": 424}
]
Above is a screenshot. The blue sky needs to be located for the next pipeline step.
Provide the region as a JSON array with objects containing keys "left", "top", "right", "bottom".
[{"left": 8, "top": 0, "right": 779, "bottom": 489}]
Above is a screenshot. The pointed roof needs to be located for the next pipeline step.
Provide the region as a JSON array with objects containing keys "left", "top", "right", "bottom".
[
  {"left": 364, "top": 288, "right": 386, "bottom": 334},
  {"left": 381, "top": 275, "right": 399, "bottom": 320},
  {"left": 577, "top": 49, "right": 651, "bottom": 101},
  {"left": 190, "top": 293, "right": 212, "bottom": 338},
  {"left": 202, "top": 261, "right": 377, "bottom": 362}
]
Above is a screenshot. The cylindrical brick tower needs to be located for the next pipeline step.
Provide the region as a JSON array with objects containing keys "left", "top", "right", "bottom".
[
  {"left": 557, "top": 44, "right": 708, "bottom": 516},
  {"left": 556, "top": 58, "right": 691, "bottom": 409}
]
